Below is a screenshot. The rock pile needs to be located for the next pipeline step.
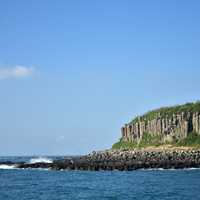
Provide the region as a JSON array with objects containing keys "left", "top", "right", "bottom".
[{"left": 15, "top": 149, "right": 200, "bottom": 170}]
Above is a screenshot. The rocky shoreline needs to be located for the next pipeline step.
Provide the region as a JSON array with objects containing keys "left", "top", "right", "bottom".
[{"left": 4, "top": 148, "right": 200, "bottom": 171}]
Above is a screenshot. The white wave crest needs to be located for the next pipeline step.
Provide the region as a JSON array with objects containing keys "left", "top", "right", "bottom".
[
  {"left": 0, "top": 165, "right": 16, "bottom": 169},
  {"left": 140, "top": 167, "right": 200, "bottom": 171},
  {"left": 29, "top": 157, "right": 53, "bottom": 164}
]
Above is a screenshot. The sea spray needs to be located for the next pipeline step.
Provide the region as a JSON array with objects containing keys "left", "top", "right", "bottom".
[
  {"left": 29, "top": 157, "right": 53, "bottom": 164},
  {"left": 0, "top": 164, "right": 16, "bottom": 169}
]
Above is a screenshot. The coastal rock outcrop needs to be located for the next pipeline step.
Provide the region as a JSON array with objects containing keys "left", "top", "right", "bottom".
[
  {"left": 121, "top": 102, "right": 200, "bottom": 143},
  {"left": 14, "top": 149, "right": 200, "bottom": 170},
  {"left": 7, "top": 102, "right": 200, "bottom": 171}
]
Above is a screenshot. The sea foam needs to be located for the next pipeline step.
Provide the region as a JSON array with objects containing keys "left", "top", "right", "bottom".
[
  {"left": 29, "top": 157, "right": 53, "bottom": 164},
  {"left": 0, "top": 164, "right": 16, "bottom": 169}
]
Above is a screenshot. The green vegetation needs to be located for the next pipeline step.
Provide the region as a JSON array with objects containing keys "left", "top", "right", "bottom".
[
  {"left": 139, "top": 132, "right": 162, "bottom": 147},
  {"left": 130, "top": 101, "right": 200, "bottom": 124},
  {"left": 177, "top": 132, "right": 200, "bottom": 147},
  {"left": 112, "top": 138, "right": 138, "bottom": 149},
  {"left": 112, "top": 132, "right": 162, "bottom": 149},
  {"left": 112, "top": 132, "right": 200, "bottom": 150}
]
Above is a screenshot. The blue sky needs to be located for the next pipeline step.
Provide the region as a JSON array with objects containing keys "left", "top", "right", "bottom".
[{"left": 0, "top": 0, "right": 200, "bottom": 155}]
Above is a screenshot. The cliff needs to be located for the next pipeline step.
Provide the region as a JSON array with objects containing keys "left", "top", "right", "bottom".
[{"left": 119, "top": 101, "right": 200, "bottom": 147}]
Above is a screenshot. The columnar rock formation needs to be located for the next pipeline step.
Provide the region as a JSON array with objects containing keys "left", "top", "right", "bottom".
[{"left": 121, "top": 111, "right": 200, "bottom": 143}]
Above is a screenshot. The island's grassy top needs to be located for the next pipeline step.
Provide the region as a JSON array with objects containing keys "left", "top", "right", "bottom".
[
  {"left": 130, "top": 101, "right": 200, "bottom": 124},
  {"left": 112, "top": 132, "right": 200, "bottom": 150}
]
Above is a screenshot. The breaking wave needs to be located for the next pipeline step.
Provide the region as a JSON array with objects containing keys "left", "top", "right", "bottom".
[
  {"left": 29, "top": 157, "right": 53, "bottom": 164},
  {"left": 0, "top": 165, "right": 16, "bottom": 169},
  {"left": 140, "top": 168, "right": 200, "bottom": 171}
]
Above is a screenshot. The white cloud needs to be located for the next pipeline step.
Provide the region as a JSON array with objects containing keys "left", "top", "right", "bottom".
[{"left": 0, "top": 66, "right": 35, "bottom": 80}]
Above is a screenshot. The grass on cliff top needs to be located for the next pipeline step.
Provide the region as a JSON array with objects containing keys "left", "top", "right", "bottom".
[
  {"left": 112, "top": 132, "right": 200, "bottom": 150},
  {"left": 130, "top": 101, "right": 200, "bottom": 124}
]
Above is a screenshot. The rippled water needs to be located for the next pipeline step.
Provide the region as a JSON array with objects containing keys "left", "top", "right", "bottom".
[{"left": 0, "top": 157, "right": 200, "bottom": 200}]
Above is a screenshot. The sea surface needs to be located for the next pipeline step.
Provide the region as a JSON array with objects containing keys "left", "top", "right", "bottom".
[{"left": 0, "top": 156, "right": 200, "bottom": 200}]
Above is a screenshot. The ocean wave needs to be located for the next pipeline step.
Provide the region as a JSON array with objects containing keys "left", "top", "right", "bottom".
[
  {"left": 29, "top": 157, "right": 53, "bottom": 164},
  {"left": 139, "top": 168, "right": 200, "bottom": 171},
  {"left": 0, "top": 164, "right": 16, "bottom": 169}
]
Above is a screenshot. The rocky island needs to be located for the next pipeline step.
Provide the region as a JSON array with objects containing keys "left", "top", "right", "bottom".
[
  {"left": 5, "top": 101, "right": 200, "bottom": 170},
  {"left": 114, "top": 101, "right": 200, "bottom": 149}
]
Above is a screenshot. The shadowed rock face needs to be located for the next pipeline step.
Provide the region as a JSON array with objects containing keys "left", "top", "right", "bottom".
[{"left": 121, "top": 112, "right": 200, "bottom": 142}]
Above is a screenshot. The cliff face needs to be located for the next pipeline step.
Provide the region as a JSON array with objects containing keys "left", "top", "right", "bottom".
[{"left": 121, "top": 103, "right": 200, "bottom": 143}]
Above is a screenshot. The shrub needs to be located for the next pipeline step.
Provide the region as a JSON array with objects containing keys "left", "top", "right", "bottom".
[
  {"left": 138, "top": 132, "right": 162, "bottom": 147},
  {"left": 177, "top": 132, "right": 200, "bottom": 147}
]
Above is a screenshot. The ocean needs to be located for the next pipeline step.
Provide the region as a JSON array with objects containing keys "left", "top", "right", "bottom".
[{"left": 0, "top": 156, "right": 200, "bottom": 200}]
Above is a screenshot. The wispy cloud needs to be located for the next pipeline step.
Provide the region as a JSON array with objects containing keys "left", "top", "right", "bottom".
[{"left": 0, "top": 66, "right": 35, "bottom": 80}]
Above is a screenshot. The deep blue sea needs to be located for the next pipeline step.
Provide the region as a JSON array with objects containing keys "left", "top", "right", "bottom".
[{"left": 0, "top": 156, "right": 200, "bottom": 200}]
